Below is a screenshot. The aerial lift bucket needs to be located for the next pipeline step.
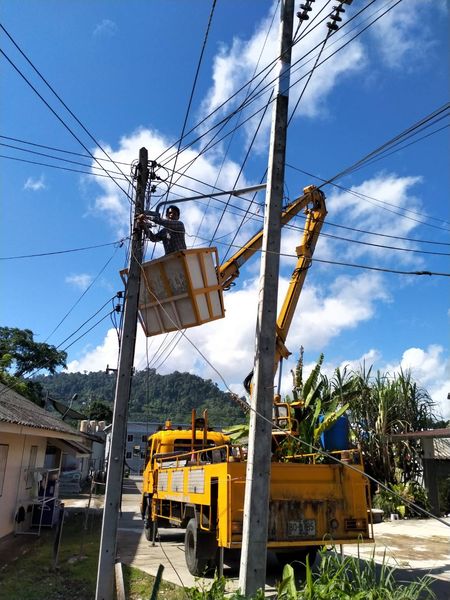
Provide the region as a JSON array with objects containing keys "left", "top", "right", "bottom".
[{"left": 122, "top": 247, "right": 225, "bottom": 337}]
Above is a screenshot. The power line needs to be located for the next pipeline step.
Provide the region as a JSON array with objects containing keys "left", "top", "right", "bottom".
[
  {"left": 44, "top": 248, "right": 123, "bottom": 344},
  {"left": 153, "top": 169, "right": 450, "bottom": 251},
  {"left": 0, "top": 23, "right": 133, "bottom": 188},
  {"left": 0, "top": 141, "right": 130, "bottom": 178},
  {"left": 136, "top": 254, "right": 449, "bottom": 526},
  {"left": 279, "top": 252, "right": 450, "bottom": 277},
  {"left": 284, "top": 221, "right": 450, "bottom": 256},
  {"left": 153, "top": 0, "right": 392, "bottom": 190},
  {"left": 0, "top": 239, "right": 126, "bottom": 261},
  {"left": 0, "top": 305, "right": 115, "bottom": 400},
  {"left": 0, "top": 47, "right": 133, "bottom": 202},
  {"left": 192, "top": 0, "right": 280, "bottom": 246},
  {"left": 158, "top": 0, "right": 381, "bottom": 168},
  {"left": 321, "top": 103, "right": 450, "bottom": 188},
  {"left": 0, "top": 152, "right": 129, "bottom": 181},
  {"left": 163, "top": 0, "right": 217, "bottom": 203},
  {"left": 0, "top": 134, "right": 129, "bottom": 165}
]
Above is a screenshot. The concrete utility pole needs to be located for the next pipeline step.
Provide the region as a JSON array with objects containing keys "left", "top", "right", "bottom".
[
  {"left": 95, "top": 147, "right": 149, "bottom": 600},
  {"left": 239, "top": 0, "right": 295, "bottom": 595}
]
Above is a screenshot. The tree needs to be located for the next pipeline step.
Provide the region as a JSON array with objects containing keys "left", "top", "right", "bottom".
[
  {"left": 347, "top": 366, "right": 436, "bottom": 486},
  {"left": 84, "top": 399, "right": 113, "bottom": 423},
  {"left": 0, "top": 326, "right": 67, "bottom": 405}
]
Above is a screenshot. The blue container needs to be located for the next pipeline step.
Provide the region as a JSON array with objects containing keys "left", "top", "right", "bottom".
[{"left": 319, "top": 415, "right": 349, "bottom": 450}]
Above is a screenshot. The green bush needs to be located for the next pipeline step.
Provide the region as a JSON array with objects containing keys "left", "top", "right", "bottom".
[{"left": 372, "top": 482, "right": 430, "bottom": 518}]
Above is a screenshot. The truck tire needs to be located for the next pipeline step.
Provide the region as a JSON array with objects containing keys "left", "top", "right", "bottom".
[
  {"left": 276, "top": 547, "right": 318, "bottom": 569},
  {"left": 185, "top": 519, "right": 217, "bottom": 576}
]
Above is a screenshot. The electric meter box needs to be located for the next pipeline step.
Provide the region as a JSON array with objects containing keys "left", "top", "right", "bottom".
[{"left": 124, "top": 247, "right": 225, "bottom": 337}]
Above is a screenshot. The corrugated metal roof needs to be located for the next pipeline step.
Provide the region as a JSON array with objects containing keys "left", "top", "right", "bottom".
[
  {"left": 0, "top": 382, "right": 80, "bottom": 435},
  {"left": 434, "top": 438, "right": 450, "bottom": 459}
]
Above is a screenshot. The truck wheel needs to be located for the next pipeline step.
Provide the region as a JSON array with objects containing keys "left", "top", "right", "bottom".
[
  {"left": 185, "top": 519, "right": 215, "bottom": 576},
  {"left": 276, "top": 547, "right": 318, "bottom": 569}
]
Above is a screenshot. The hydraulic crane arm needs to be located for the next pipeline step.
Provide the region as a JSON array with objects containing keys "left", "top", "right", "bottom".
[
  {"left": 274, "top": 189, "right": 327, "bottom": 371},
  {"left": 218, "top": 185, "right": 326, "bottom": 290},
  {"left": 240, "top": 187, "right": 327, "bottom": 394}
]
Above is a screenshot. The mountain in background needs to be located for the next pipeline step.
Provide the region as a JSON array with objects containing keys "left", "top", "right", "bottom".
[{"left": 34, "top": 369, "right": 246, "bottom": 427}]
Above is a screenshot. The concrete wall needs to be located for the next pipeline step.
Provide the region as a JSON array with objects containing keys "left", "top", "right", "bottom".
[{"left": 0, "top": 432, "right": 47, "bottom": 539}]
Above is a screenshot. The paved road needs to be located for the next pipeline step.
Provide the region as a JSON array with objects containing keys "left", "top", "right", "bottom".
[{"left": 117, "top": 478, "right": 450, "bottom": 597}]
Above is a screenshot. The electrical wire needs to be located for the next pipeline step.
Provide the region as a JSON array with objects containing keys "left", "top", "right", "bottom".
[
  {"left": 0, "top": 152, "right": 129, "bottom": 181},
  {"left": 320, "top": 103, "right": 450, "bottom": 189},
  {"left": 157, "top": 0, "right": 380, "bottom": 168},
  {"left": 0, "top": 306, "right": 115, "bottom": 399},
  {"left": 59, "top": 311, "right": 113, "bottom": 353},
  {"left": 0, "top": 141, "right": 131, "bottom": 179},
  {"left": 213, "top": 1, "right": 335, "bottom": 258},
  {"left": 163, "top": 0, "right": 217, "bottom": 202},
  {"left": 191, "top": 0, "right": 280, "bottom": 246},
  {"left": 44, "top": 246, "right": 123, "bottom": 343},
  {"left": 0, "top": 23, "right": 133, "bottom": 188},
  {"left": 147, "top": 170, "right": 450, "bottom": 254},
  {"left": 0, "top": 239, "right": 126, "bottom": 261},
  {"left": 287, "top": 156, "right": 450, "bottom": 230},
  {"left": 0, "top": 48, "right": 134, "bottom": 202},
  {"left": 0, "top": 134, "right": 130, "bottom": 166},
  {"left": 135, "top": 251, "right": 450, "bottom": 526}
]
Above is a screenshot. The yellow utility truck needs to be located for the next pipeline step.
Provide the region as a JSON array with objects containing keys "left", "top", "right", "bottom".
[
  {"left": 140, "top": 186, "right": 373, "bottom": 574},
  {"left": 140, "top": 411, "right": 372, "bottom": 575}
]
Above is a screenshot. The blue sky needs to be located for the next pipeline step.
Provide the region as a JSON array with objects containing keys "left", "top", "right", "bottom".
[{"left": 1, "top": 0, "right": 449, "bottom": 419}]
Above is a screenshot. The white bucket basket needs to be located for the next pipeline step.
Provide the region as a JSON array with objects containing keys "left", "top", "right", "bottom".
[{"left": 123, "top": 247, "right": 225, "bottom": 337}]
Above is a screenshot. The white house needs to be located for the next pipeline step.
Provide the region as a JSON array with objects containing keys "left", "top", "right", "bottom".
[{"left": 0, "top": 382, "right": 91, "bottom": 539}]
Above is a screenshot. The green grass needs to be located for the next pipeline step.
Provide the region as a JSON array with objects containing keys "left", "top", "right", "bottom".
[
  {"left": 122, "top": 564, "right": 185, "bottom": 600},
  {"left": 0, "top": 510, "right": 183, "bottom": 600},
  {"left": 0, "top": 514, "right": 438, "bottom": 600}
]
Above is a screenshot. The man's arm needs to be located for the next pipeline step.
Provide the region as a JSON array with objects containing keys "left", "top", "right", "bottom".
[
  {"left": 147, "top": 227, "right": 166, "bottom": 243},
  {"left": 152, "top": 216, "right": 185, "bottom": 232}
]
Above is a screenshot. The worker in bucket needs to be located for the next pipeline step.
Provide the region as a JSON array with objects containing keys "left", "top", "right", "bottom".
[{"left": 140, "top": 205, "right": 186, "bottom": 255}]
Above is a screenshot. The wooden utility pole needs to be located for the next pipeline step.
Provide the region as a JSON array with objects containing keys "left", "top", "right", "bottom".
[
  {"left": 95, "top": 147, "right": 149, "bottom": 600},
  {"left": 239, "top": 0, "right": 295, "bottom": 595}
]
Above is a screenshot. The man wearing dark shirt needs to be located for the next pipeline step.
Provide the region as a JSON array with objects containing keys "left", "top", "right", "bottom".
[{"left": 144, "top": 205, "right": 187, "bottom": 255}]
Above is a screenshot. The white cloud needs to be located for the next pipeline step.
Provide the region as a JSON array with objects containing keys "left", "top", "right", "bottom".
[
  {"left": 68, "top": 328, "right": 119, "bottom": 372},
  {"left": 384, "top": 345, "right": 450, "bottom": 420},
  {"left": 325, "top": 173, "right": 424, "bottom": 265},
  {"left": 67, "top": 268, "right": 389, "bottom": 399},
  {"left": 93, "top": 19, "right": 118, "bottom": 38},
  {"left": 322, "top": 346, "right": 450, "bottom": 422},
  {"left": 23, "top": 175, "right": 46, "bottom": 191},
  {"left": 199, "top": 1, "right": 366, "bottom": 151},
  {"left": 369, "top": 0, "right": 445, "bottom": 69},
  {"left": 65, "top": 273, "right": 94, "bottom": 290},
  {"left": 88, "top": 127, "right": 258, "bottom": 243}
]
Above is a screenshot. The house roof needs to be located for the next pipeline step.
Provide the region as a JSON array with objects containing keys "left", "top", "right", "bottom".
[
  {"left": 389, "top": 428, "right": 450, "bottom": 440},
  {"left": 0, "top": 382, "right": 81, "bottom": 436}
]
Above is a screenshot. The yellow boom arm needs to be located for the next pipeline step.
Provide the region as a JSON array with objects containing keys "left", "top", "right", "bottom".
[
  {"left": 218, "top": 185, "right": 326, "bottom": 291},
  {"left": 274, "top": 188, "right": 327, "bottom": 371},
  {"left": 218, "top": 185, "right": 327, "bottom": 393}
]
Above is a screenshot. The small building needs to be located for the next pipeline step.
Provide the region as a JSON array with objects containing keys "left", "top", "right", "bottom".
[
  {"left": 0, "top": 382, "right": 91, "bottom": 539},
  {"left": 390, "top": 428, "right": 450, "bottom": 516},
  {"left": 124, "top": 422, "right": 162, "bottom": 475}
]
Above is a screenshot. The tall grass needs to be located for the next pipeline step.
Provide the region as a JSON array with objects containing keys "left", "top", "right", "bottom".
[{"left": 277, "top": 548, "right": 436, "bottom": 600}]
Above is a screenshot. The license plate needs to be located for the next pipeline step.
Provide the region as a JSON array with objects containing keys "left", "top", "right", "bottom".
[{"left": 287, "top": 519, "right": 316, "bottom": 537}]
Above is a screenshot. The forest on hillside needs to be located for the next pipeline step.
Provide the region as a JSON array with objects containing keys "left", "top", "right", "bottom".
[{"left": 34, "top": 368, "right": 247, "bottom": 426}]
